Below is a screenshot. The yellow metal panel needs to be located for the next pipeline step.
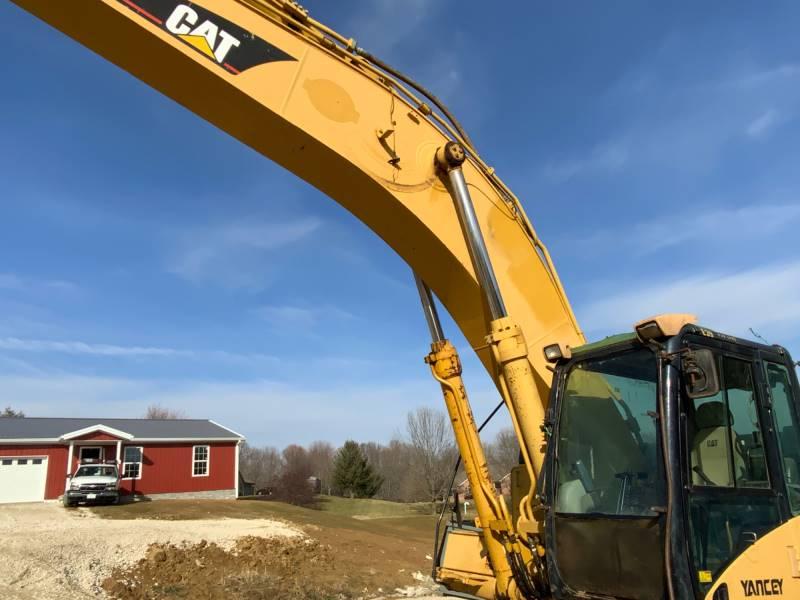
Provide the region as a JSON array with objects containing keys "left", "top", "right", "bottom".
[
  {"left": 706, "top": 515, "right": 800, "bottom": 599},
  {"left": 438, "top": 527, "right": 497, "bottom": 599}
]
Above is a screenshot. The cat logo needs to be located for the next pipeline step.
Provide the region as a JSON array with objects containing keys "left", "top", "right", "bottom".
[
  {"left": 117, "top": 0, "right": 296, "bottom": 74},
  {"left": 165, "top": 4, "right": 240, "bottom": 64}
]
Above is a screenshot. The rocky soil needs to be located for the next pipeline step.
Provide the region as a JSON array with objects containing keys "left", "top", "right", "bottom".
[
  {"left": 0, "top": 502, "right": 301, "bottom": 599},
  {"left": 0, "top": 502, "right": 442, "bottom": 600}
]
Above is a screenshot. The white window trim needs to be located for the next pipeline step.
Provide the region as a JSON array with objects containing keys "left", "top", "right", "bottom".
[
  {"left": 192, "top": 445, "right": 210, "bottom": 477},
  {"left": 79, "top": 446, "right": 104, "bottom": 462},
  {"left": 121, "top": 446, "right": 144, "bottom": 481}
]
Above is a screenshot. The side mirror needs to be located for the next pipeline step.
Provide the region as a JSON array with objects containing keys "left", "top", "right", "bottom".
[{"left": 682, "top": 349, "right": 720, "bottom": 399}]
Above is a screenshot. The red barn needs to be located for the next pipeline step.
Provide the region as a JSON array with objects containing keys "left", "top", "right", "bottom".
[{"left": 0, "top": 418, "right": 244, "bottom": 503}]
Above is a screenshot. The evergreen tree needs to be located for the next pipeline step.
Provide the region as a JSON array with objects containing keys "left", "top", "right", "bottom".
[
  {"left": 332, "top": 440, "right": 383, "bottom": 498},
  {"left": 1, "top": 407, "right": 24, "bottom": 418}
]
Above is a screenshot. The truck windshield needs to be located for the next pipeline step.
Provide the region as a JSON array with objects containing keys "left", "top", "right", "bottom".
[
  {"left": 75, "top": 466, "right": 117, "bottom": 477},
  {"left": 555, "top": 347, "right": 664, "bottom": 516}
]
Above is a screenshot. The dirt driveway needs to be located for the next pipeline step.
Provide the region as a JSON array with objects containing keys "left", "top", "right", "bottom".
[
  {"left": 0, "top": 502, "right": 301, "bottom": 599},
  {"left": 0, "top": 502, "right": 444, "bottom": 599}
]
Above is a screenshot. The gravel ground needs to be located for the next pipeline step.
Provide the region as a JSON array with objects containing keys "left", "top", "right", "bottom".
[
  {"left": 0, "top": 502, "right": 302, "bottom": 600},
  {"left": 0, "top": 502, "right": 444, "bottom": 600}
]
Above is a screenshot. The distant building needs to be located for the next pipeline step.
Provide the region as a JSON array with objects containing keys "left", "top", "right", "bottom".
[
  {"left": 453, "top": 473, "right": 512, "bottom": 501},
  {"left": 0, "top": 417, "right": 244, "bottom": 504},
  {"left": 238, "top": 472, "right": 255, "bottom": 497}
]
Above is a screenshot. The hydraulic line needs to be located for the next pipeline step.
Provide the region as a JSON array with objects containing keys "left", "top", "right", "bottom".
[
  {"left": 414, "top": 275, "right": 518, "bottom": 598},
  {"left": 434, "top": 398, "right": 505, "bottom": 570},
  {"left": 435, "top": 143, "right": 548, "bottom": 501}
]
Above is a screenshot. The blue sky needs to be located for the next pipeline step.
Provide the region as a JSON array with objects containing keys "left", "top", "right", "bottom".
[{"left": 1, "top": 1, "right": 798, "bottom": 447}]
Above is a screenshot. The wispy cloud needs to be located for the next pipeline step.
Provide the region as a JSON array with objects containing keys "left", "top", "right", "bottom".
[
  {"left": 575, "top": 203, "right": 800, "bottom": 255},
  {"left": 0, "top": 337, "right": 184, "bottom": 357},
  {"left": 548, "top": 61, "right": 800, "bottom": 181},
  {"left": 0, "top": 354, "right": 45, "bottom": 376},
  {"left": 578, "top": 261, "right": 800, "bottom": 340},
  {"left": 746, "top": 108, "right": 780, "bottom": 139},
  {"left": 0, "top": 336, "right": 278, "bottom": 366},
  {"left": 542, "top": 142, "right": 629, "bottom": 183},
  {"left": 167, "top": 218, "right": 322, "bottom": 290},
  {"left": 253, "top": 304, "right": 356, "bottom": 330},
  {"left": 734, "top": 63, "right": 800, "bottom": 89},
  {"left": 0, "top": 273, "right": 79, "bottom": 294}
]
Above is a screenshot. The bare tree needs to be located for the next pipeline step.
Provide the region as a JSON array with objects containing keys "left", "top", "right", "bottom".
[
  {"left": 1, "top": 406, "right": 25, "bottom": 418},
  {"left": 307, "top": 441, "right": 335, "bottom": 495},
  {"left": 486, "top": 427, "right": 520, "bottom": 480},
  {"left": 144, "top": 404, "right": 186, "bottom": 419},
  {"left": 406, "top": 407, "right": 456, "bottom": 504},
  {"left": 239, "top": 443, "right": 283, "bottom": 490},
  {"left": 277, "top": 444, "right": 314, "bottom": 505},
  {"left": 367, "top": 438, "right": 420, "bottom": 502}
]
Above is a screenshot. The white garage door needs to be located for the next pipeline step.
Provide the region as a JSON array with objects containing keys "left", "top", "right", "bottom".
[{"left": 0, "top": 457, "right": 48, "bottom": 504}]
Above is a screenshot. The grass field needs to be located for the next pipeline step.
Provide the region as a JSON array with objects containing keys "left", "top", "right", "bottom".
[
  {"left": 314, "top": 495, "right": 434, "bottom": 518},
  {"left": 91, "top": 495, "right": 439, "bottom": 542}
]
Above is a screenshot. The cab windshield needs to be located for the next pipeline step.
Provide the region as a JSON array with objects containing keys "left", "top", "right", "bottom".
[
  {"left": 75, "top": 465, "right": 117, "bottom": 478},
  {"left": 556, "top": 347, "right": 664, "bottom": 516}
]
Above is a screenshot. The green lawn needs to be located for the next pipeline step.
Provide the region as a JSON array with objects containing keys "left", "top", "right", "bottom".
[
  {"left": 313, "top": 495, "right": 433, "bottom": 518},
  {"left": 90, "top": 496, "right": 438, "bottom": 539}
]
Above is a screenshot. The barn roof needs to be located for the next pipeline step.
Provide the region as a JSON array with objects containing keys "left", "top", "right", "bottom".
[{"left": 0, "top": 418, "right": 243, "bottom": 442}]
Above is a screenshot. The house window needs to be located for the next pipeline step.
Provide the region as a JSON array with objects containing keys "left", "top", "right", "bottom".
[
  {"left": 79, "top": 447, "right": 103, "bottom": 462},
  {"left": 1, "top": 459, "right": 12, "bottom": 466},
  {"left": 193, "top": 445, "right": 209, "bottom": 477},
  {"left": 122, "top": 446, "right": 143, "bottom": 479}
]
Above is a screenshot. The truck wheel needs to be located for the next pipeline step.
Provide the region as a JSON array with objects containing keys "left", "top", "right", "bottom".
[{"left": 62, "top": 496, "right": 73, "bottom": 508}]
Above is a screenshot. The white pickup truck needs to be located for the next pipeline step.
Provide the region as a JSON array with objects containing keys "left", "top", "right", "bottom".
[{"left": 63, "top": 460, "right": 120, "bottom": 507}]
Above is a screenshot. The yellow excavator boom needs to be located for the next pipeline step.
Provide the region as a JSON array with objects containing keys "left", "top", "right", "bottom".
[
  {"left": 11, "top": 0, "right": 584, "bottom": 381},
  {"left": 10, "top": 1, "right": 586, "bottom": 597}
]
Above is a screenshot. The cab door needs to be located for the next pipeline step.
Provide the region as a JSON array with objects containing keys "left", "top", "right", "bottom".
[
  {"left": 680, "top": 343, "right": 783, "bottom": 597},
  {"left": 757, "top": 352, "right": 800, "bottom": 516}
]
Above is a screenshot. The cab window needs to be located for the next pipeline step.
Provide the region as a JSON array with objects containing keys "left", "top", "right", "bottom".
[
  {"left": 686, "top": 354, "right": 779, "bottom": 591},
  {"left": 556, "top": 348, "right": 663, "bottom": 516},
  {"left": 766, "top": 362, "right": 800, "bottom": 513},
  {"left": 690, "top": 357, "right": 769, "bottom": 489}
]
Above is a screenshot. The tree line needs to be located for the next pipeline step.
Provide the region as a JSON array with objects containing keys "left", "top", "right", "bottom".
[
  {"left": 239, "top": 406, "right": 520, "bottom": 505},
  {"left": 2, "top": 403, "right": 519, "bottom": 506}
]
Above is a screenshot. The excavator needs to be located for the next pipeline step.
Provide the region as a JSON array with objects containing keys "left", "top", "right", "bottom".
[{"left": 8, "top": 1, "right": 800, "bottom": 599}]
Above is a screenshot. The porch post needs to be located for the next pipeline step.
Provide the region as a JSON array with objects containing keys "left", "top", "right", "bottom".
[
  {"left": 116, "top": 440, "right": 121, "bottom": 465},
  {"left": 65, "top": 441, "right": 74, "bottom": 492}
]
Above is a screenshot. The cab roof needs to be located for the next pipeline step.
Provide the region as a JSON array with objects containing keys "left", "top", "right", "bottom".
[
  {"left": 570, "top": 326, "right": 791, "bottom": 359},
  {"left": 570, "top": 332, "right": 638, "bottom": 356}
]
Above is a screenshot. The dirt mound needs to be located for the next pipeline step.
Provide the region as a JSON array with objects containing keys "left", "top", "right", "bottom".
[{"left": 104, "top": 536, "right": 413, "bottom": 599}]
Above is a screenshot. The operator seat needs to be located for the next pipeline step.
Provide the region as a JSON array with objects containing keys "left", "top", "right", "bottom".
[{"left": 691, "top": 401, "right": 744, "bottom": 486}]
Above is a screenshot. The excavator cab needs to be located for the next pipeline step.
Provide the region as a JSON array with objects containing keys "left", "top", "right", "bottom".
[{"left": 541, "top": 322, "right": 800, "bottom": 600}]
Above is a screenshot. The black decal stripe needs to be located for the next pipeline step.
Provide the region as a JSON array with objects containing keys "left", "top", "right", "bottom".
[{"left": 116, "top": 0, "right": 296, "bottom": 73}]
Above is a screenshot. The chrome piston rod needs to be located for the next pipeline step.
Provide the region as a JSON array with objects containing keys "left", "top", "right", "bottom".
[
  {"left": 414, "top": 272, "right": 445, "bottom": 343},
  {"left": 436, "top": 142, "right": 507, "bottom": 321}
]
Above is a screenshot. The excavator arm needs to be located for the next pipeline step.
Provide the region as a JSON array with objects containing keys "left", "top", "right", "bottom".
[{"left": 9, "top": 1, "right": 585, "bottom": 597}]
